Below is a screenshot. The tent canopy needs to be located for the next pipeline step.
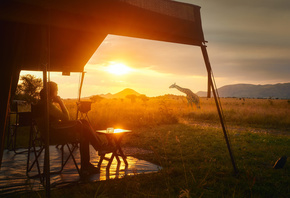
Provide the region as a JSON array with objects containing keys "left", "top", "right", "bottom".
[
  {"left": 1, "top": 0, "right": 211, "bottom": 173},
  {"left": 1, "top": 0, "right": 205, "bottom": 72},
  {"left": 1, "top": 1, "right": 239, "bottom": 180}
]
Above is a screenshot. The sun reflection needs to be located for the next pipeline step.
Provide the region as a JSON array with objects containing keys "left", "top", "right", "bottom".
[{"left": 98, "top": 155, "right": 141, "bottom": 180}]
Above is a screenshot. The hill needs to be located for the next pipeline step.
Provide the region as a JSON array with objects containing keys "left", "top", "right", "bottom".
[
  {"left": 197, "top": 83, "right": 290, "bottom": 99},
  {"left": 100, "top": 88, "right": 141, "bottom": 99}
]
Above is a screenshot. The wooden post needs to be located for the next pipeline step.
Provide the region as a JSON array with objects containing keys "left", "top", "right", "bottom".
[{"left": 201, "top": 44, "right": 238, "bottom": 175}]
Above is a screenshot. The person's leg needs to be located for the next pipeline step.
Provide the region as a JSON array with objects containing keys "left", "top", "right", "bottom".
[
  {"left": 51, "top": 121, "right": 91, "bottom": 169},
  {"left": 79, "top": 132, "right": 90, "bottom": 168},
  {"left": 79, "top": 119, "right": 103, "bottom": 152}
]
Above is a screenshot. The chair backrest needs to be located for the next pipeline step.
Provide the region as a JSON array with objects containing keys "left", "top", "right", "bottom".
[
  {"left": 10, "top": 100, "right": 31, "bottom": 126},
  {"left": 17, "top": 112, "right": 32, "bottom": 126},
  {"left": 31, "top": 103, "right": 44, "bottom": 119},
  {"left": 10, "top": 100, "right": 19, "bottom": 113},
  {"left": 31, "top": 103, "right": 79, "bottom": 145}
]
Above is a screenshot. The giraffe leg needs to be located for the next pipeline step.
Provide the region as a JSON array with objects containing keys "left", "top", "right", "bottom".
[
  {"left": 190, "top": 102, "right": 194, "bottom": 109},
  {"left": 196, "top": 102, "right": 201, "bottom": 109}
]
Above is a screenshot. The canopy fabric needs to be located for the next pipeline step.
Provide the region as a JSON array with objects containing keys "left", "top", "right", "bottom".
[
  {"left": 0, "top": 0, "right": 205, "bottom": 168},
  {"left": 0, "top": 0, "right": 204, "bottom": 72}
]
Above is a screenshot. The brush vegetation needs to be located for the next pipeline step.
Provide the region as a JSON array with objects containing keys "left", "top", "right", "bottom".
[
  {"left": 5, "top": 97, "right": 290, "bottom": 197},
  {"left": 66, "top": 96, "right": 290, "bottom": 130}
]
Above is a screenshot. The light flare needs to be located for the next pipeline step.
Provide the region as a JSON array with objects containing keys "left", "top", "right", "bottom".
[{"left": 106, "top": 62, "right": 132, "bottom": 75}]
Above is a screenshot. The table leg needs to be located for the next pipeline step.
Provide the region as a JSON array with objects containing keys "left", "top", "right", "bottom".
[
  {"left": 97, "top": 132, "right": 130, "bottom": 170},
  {"left": 114, "top": 135, "right": 128, "bottom": 166}
]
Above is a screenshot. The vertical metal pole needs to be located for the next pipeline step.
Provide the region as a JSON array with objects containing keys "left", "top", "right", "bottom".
[
  {"left": 76, "top": 71, "right": 85, "bottom": 120},
  {"left": 79, "top": 71, "right": 85, "bottom": 102},
  {"left": 43, "top": 67, "right": 50, "bottom": 197},
  {"left": 207, "top": 71, "right": 211, "bottom": 98},
  {"left": 201, "top": 44, "right": 238, "bottom": 175},
  {"left": 44, "top": 3, "right": 51, "bottom": 196}
]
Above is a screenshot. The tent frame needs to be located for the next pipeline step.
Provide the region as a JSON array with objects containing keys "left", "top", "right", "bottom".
[{"left": 0, "top": 1, "right": 238, "bottom": 197}]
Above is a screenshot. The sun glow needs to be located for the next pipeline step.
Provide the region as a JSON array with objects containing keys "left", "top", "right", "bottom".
[{"left": 106, "top": 62, "right": 132, "bottom": 75}]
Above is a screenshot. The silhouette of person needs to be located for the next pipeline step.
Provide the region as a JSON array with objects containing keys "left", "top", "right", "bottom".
[{"left": 37, "top": 81, "right": 109, "bottom": 175}]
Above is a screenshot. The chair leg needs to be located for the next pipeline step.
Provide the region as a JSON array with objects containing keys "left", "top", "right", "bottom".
[
  {"left": 66, "top": 143, "right": 80, "bottom": 175},
  {"left": 12, "top": 126, "right": 18, "bottom": 153},
  {"left": 27, "top": 139, "right": 81, "bottom": 185},
  {"left": 6, "top": 126, "right": 13, "bottom": 151},
  {"left": 26, "top": 126, "right": 45, "bottom": 183}
]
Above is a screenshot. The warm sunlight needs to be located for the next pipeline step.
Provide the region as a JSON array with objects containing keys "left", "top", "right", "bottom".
[{"left": 106, "top": 62, "right": 132, "bottom": 75}]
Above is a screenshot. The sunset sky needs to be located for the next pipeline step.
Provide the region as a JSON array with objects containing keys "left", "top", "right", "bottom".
[{"left": 21, "top": 0, "right": 290, "bottom": 99}]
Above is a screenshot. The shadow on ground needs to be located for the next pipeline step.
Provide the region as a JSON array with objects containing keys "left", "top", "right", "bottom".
[{"left": 0, "top": 145, "right": 160, "bottom": 196}]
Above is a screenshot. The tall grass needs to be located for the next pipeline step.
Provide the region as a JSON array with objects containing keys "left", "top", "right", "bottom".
[
  {"left": 9, "top": 97, "right": 289, "bottom": 149},
  {"left": 12, "top": 124, "right": 289, "bottom": 198},
  {"left": 64, "top": 97, "right": 290, "bottom": 131},
  {"left": 4, "top": 97, "right": 290, "bottom": 197},
  {"left": 65, "top": 97, "right": 179, "bottom": 130}
]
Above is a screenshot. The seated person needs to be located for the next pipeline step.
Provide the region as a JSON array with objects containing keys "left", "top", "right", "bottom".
[{"left": 36, "top": 81, "right": 108, "bottom": 175}]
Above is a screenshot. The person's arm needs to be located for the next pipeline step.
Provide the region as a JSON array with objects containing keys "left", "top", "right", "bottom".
[{"left": 50, "top": 96, "right": 70, "bottom": 121}]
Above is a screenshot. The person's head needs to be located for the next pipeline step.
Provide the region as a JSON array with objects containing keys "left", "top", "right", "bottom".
[{"left": 40, "top": 81, "right": 58, "bottom": 100}]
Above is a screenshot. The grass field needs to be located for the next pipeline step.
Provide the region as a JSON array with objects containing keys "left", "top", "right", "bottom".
[
  {"left": 4, "top": 97, "right": 290, "bottom": 197},
  {"left": 64, "top": 96, "right": 290, "bottom": 130}
]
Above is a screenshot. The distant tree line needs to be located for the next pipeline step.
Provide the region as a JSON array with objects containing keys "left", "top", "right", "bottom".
[{"left": 90, "top": 94, "right": 149, "bottom": 104}]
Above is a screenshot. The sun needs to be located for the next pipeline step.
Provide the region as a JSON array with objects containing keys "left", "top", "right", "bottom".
[{"left": 106, "top": 62, "right": 132, "bottom": 75}]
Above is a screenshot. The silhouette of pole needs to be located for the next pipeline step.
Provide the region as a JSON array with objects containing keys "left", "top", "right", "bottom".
[
  {"left": 201, "top": 44, "right": 238, "bottom": 175},
  {"left": 76, "top": 71, "right": 86, "bottom": 119},
  {"left": 44, "top": 6, "right": 51, "bottom": 196},
  {"left": 43, "top": 65, "right": 50, "bottom": 197}
]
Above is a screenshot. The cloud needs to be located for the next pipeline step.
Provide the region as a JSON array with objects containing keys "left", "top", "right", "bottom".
[
  {"left": 83, "top": 0, "right": 290, "bottom": 97},
  {"left": 188, "top": 0, "right": 290, "bottom": 85},
  {"left": 90, "top": 35, "right": 208, "bottom": 77}
]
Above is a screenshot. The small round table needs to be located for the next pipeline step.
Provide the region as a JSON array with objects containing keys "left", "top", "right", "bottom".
[{"left": 95, "top": 129, "right": 132, "bottom": 169}]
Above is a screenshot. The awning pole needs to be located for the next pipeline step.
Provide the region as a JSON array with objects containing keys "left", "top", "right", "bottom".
[
  {"left": 79, "top": 71, "right": 85, "bottom": 101},
  {"left": 76, "top": 71, "right": 85, "bottom": 119},
  {"left": 201, "top": 44, "right": 238, "bottom": 175},
  {"left": 43, "top": 66, "right": 50, "bottom": 197},
  {"left": 44, "top": 4, "right": 51, "bottom": 196},
  {"left": 207, "top": 70, "right": 211, "bottom": 98}
]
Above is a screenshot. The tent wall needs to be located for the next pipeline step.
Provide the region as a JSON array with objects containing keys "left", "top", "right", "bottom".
[{"left": 0, "top": 21, "right": 22, "bottom": 167}]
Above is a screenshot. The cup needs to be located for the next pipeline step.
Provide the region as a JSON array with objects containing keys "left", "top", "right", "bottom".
[{"left": 106, "top": 127, "right": 114, "bottom": 133}]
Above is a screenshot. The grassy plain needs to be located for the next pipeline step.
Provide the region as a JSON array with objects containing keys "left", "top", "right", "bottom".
[
  {"left": 66, "top": 96, "right": 290, "bottom": 131},
  {"left": 5, "top": 96, "right": 290, "bottom": 197}
]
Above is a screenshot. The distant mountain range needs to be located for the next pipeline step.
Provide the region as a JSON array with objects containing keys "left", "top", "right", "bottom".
[
  {"left": 94, "top": 83, "right": 290, "bottom": 99},
  {"left": 197, "top": 83, "right": 290, "bottom": 99},
  {"left": 99, "top": 88, "right": 141, "bottom": 99}
]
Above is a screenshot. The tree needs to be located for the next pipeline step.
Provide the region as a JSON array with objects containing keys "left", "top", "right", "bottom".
[
  {"left": 90, "top": 95, "right": 104, "bottom": 103},
  {"left": 15, "top": 74, "right": 43, "bottom": 103},
  {"left": 139, "top": 94, "right": 149, "bottom": 103}
]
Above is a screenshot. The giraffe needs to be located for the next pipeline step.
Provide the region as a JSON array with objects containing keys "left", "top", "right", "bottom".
[{"left": 169, "top": 83, "right": 200, "bottom": 109}]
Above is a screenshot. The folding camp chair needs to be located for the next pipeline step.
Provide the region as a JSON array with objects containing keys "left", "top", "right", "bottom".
[
  {"left": 26, "top": 104, "right": 81, "bottom": 185},
  {"left": 7, "top": 100, "right": 32, "bottom": 154}
]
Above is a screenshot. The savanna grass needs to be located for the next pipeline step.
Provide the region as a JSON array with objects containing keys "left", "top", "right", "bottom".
[
  {"left": 4, "top": 97, "right": 290, "bottom": 197},
  {"left": 64, "top": 97, "right": 290, "bottom": 131},
  {"left": 10, "top": 124, "right": 289, "bottom": 198}
]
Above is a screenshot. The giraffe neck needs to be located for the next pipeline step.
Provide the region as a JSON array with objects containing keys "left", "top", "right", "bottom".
[{"left": 174, "top": 85, "right": 188, "bottom": 94}]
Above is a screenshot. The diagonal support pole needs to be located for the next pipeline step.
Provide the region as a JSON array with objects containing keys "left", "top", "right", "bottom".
[{"left": 201, "top": 44, "right": 238, "bottom": 175}]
